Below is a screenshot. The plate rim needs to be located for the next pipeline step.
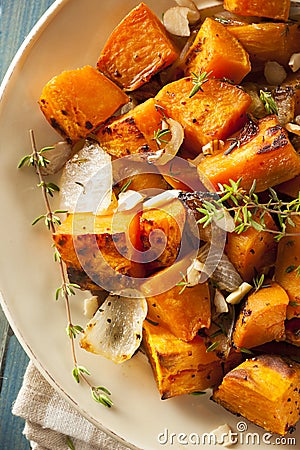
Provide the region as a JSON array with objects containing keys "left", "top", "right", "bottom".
[{"left": 0, "top": 1, "right": 138, "bottom": 448}]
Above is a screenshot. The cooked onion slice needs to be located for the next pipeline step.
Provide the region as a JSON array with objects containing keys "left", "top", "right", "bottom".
[
  {"left": 147, "top": 118, "right": 184, "bottom": 165},
  {"left": 60, "top": 140, "right": 112, "bottom": 213},
  {"left": 40, "top": 141, "right": 72, "bottom": 175},
  {"left": 197, "top": 243, "right": 243, "bottom": 292},
  {"left": 80, "top": 290, "right": 147, "bottom": 364}
]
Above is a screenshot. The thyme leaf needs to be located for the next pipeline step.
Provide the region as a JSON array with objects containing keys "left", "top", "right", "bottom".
[
  {"left": 260, "top": 90, "right": 278, "bottom": 115},
  {"left": 189, "top": 70, "right": 212, "bottom": 98},
  {"left": 91, "top": 386, "right": 113, "bottom": 408},
  {"left": 153, "top": 128, "right": 171, "bottom": 146}
]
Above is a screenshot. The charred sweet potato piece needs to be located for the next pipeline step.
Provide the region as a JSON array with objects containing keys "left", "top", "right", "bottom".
[
  {"left": 233, "top": 282, "right": 289, "bottom": 349},
  {"left": 226, "top": 213, "right": 278, "bottom": 282},
  {"left": 227, "top": 23, "right": 300, "bottom": 69},
  {"left": 53, "top": 212, "right": 144, "bottom": 291},
  {"left": 156, "top": 78, "right": 251, "bottom": 154},
  {"left": 213, "top": 355, "right": 300, "bottom": 435},
  {"left": 184, "top": 17, "right": 251, "bottom": 84},
  {"left": 224, "top": 0, "right": 290, "bottom": 21},
  {"left": 275, "top": 216, "right": 300, "bottom": 320},
  {"left": 146, "top": 283, "right": 211, "bottom": 342},
  {"left": 143, "top": 321, "right": 242, "bottom": 399},
  {"left": 97, "top": 3, "right": 178, "bottom": 91},
  {"left": 116, "top": 172, "right": 169, "bottom": 196},
  {"left": 140, "top": 199, "right": 186, "bottom": 273},
  {"left": 198, "top": 115, "right": 300, "bottom": 192},
  {"left": 96, "top": 98, "right": 163, "bottom": 158},
  {"left": 285, "top": 319, "right": 300, "bottom": 347},
  {"left": 276, "top": 175, "right": 300, "bottom": 199},
  {"left": 39, "top": 65, "right": 129, "bottom": 143}
]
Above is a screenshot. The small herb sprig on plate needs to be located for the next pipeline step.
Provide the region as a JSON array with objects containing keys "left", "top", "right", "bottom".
[
  {"left": 189, "top": 70, "right": 212, "bottom": 98},
  {"left": 259, "top": 90, "right": 278, "bottom": 115},
  {"left": 18, "top": 130, "right": 113, "bottom": 408},
  {"left": 197, "top": 178, "right": 300, "bottom": 241}
]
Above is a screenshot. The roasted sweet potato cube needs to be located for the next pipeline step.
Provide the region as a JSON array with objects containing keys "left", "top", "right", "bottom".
[
  {"left": 213, "top": 355, "right": 300, "bottom": 435},
  {"left": 53, "top": 212, "right": 143, "bottom": 291},
  {"left": 275, "top": 216, "right": 300, "bottom": 320},
  {"left": 140, "top": 199, "right": 186, "bottom": 273},
  {"left": 39, "top": 65, "right": 129, "bottom": 143},
  {"left": 224, "top": 0, "right": 290, "bottom": 21},
  {"left": 143, "top": 321, "right": 242, "bottom": 399},
  {"left": 96, "top": 98, "right": 163, "bottom": 158},
  {"left": 184, "top": 17, "right": 251, "bottom": 84},
  {"left": 155, "top": 78, "right": 251, "bottom": 154},
  {"left": 97, "top": 2, "right": 178, "bottom": 91},
  {"left": 198, "top": 115, "right": 300, "bottom": 192},
  {"left": 146, "top": 282, "right": 211, "bottom": 342},
  {"left": 227, "top": 23, "right": 300, "bottom": 69},
  {"left": 276, "top": 175, "right": 300, "bottom": 199},
  {"left": 285, "top": 319, "right": 300, "bottom": 347},
  {"left": 226, "top": 213, "right": 278, "bottom": 282},
  {"left": 233, "top": 282, "right": 289, "bottom": 349}
]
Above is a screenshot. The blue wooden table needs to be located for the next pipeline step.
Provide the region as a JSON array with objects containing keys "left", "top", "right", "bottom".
[{"left": 0, "top": 2, "right": 55, "bottom": 448}]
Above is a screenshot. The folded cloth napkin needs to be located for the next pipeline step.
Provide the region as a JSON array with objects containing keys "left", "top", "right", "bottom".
[{"left": 12, "top": 361, "right": 130, "bottom": 450}]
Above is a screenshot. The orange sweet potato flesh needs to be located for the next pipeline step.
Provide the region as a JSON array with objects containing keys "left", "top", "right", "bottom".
[
  {"left": 97, "top": 3, "right": 178, "bottom": 91},
  {"left": 39, "top": 65, "right": 129, "bottom": 143},
  {"left": 198, "top": 115, "right": 300, "bottom": 192},
  {"left": 213, "top": 355, "right": 300, "bottom": 436},
  {"left": 233, "top": 282, "right": 289, "bottom": 349},
  {"left": 224, "top": 0, "right": 290, "bottom": 21},
  {"left": 53, "top": 212, "right": 144, "bottom": 291},
  {"left": 184, "top": 17, "right": 251, "bottom": 84},
  {"left": 276, "top": 175, "right": 300, "bottom": 199},
  {"left": 143, "top": 320, "right": 242, "bottom": 399},
  {"left": 146, "top": 283, "right": 211, "bottom": 342},
  {"left": 227, "top": 23, "right": 300, "bottom": 69},
  {"left": 226, "top": 213, "right": 278, "bottom": 282},
  {"left": 275, "top": 216, "right": 300, "bottom": 320},
  {"left": 140, "top": 199, "right": 186, "bottom": 273},
  {"left": 156, "top": 78, "right": 251, "bottom": 155},
  {"left": 96, "top": 98, "right": 164, "bottom": 158}
]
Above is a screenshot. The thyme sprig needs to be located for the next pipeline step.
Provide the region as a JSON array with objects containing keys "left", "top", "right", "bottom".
[
  {"left": 197, "top": 178, "right": 300, "bottom": 240},
  {"left": 176, "top": 272, "right": 190, "bottom": 294},
  {"left": 189, "top": 70, "right": 212, "bottom": 98},
  {"left": 259, "top": 90, "right": 278, "bottom": 115},
  {"left": 153, "top": 128, "right": 171, "bottom": 147},
  {"left": 18, "top": 130, "right": 113, "bottom": 408},
  {"left": 253, "top": 273, "right": 271, "bottom": 292}
]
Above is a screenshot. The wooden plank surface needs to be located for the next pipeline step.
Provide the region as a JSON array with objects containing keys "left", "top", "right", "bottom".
[{"left": 0, "top": 1, "right": 55, "bottom": 448}]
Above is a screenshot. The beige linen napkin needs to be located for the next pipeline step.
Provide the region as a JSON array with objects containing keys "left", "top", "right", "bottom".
[{"left": 12, "top": 361, "right": 130, "bottom": 450}]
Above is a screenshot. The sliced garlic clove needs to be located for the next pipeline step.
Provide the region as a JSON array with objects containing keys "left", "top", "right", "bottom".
[
  {"left": 174, "top": 0, "right": 201, "bottom": 23},
  {"left": 289, "top": 53, "right": 300, "bottom": 73},
  {"left": 163, "top": 6, "right": 191, "bottom": 37},
  {"left": 226, "top": 282, "right": 252, "bottom": 305},
  {"left": 210, "top": 424, "right": 235, "bottom": 447},
  {"left": 143, "top": 189, "right": 180, "bottom": 209},
  {"left": 214, "top": 289, "right": 229, "bottom": 314},
  {"left": 285, "top": 122, "right": 300, "bottom": 136},
  {"left": 117, "top": 190, "right": 144, "bottom": 212},
  {"left": 80, "top": 290, "right": 147, "bottom": 364},
  {"left": 264, "top": 61, "right": 287, "bottom": 85},
  {"left": 213, "top": 208, "right": 236, "bottom": 233}
]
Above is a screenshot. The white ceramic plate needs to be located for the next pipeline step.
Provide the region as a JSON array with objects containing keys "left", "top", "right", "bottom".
[{"left": 0, "top": 1, "right": 299, "bottom": 449}]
